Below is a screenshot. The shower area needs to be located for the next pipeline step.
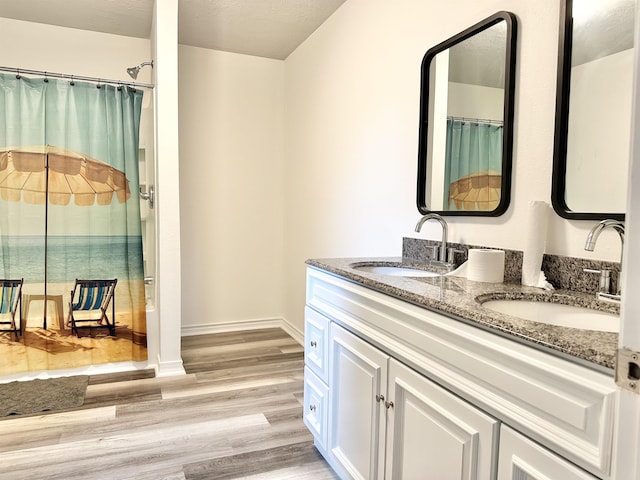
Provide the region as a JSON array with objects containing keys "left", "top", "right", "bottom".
[{"left": 0, "top": 61, "right": 158, "bottom": 379}]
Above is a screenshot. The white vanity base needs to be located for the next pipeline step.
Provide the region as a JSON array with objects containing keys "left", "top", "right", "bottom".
[{"left": 303, "top": 267, "right": 615, "bottom": 479}]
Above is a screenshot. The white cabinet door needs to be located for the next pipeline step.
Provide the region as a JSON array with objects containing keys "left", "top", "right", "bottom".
[
  {"left": 498, "top": 426, "right": 598, "bottom": 480},
  {"left": 328, "top": 323, "right": 389, "bottom": 480},
  {"left": 385, "top": 359, "right": 499, "bottom": 480}
]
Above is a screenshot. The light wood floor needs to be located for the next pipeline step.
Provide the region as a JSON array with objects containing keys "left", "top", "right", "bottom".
[{"left": 0, "top": 328, "right": 338, "bottom": 480}]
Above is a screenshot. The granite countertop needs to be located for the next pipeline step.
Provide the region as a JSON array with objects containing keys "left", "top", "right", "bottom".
[{"left": 306, "top": 257, "right": 619, "bottom": 372}]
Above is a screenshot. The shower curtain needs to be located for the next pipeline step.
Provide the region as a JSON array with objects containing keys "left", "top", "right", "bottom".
[
  {"left": 0, "top": 73, "right": 147, "bottom": 375},
  {"left": 444, "top": 118, "right": 503, "bottom": 211}
]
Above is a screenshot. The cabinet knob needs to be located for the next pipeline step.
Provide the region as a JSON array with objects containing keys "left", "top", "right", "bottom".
[
  {"left": 385, "top": 400, "right": 394, "bottom": 409},
  {"left": 310, "top": 340, "right": 317, "bottom": 347},
  {"left": 309, "top": 404, "right": 316, "bottom": 412},
  {"left": 375, "top": 394, "right": 385, "bottom": 402}
]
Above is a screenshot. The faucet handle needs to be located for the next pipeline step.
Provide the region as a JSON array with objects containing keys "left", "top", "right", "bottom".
[
  {"left": 447, "top": 247, "right": 465, "bottom": 265},
  {"left": 583, "top": 268, "right": 611, "bottom": 294}
]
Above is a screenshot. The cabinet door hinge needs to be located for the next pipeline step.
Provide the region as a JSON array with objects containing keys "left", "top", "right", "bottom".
[{"left": 615, "top": 347, "right": 640, "bottom": 394}]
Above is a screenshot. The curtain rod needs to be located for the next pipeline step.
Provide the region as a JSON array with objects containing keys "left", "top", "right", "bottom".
[
  {"left": 447, "top": 116, "right": 503, "bottom": 125},
  {"left": 0, "top": 65, "right": 154, "bottom": 89}
]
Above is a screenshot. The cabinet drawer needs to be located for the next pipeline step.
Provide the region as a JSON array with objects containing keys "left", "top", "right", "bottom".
[
  {"left": 303, "top": 366, "right": 329, "bottom": 450},
  {"left": 498, "top": 426, "right": 598, "bottom": 480},
  {"left": 305, "top": 306, "right": 330, "bottom": 383}
]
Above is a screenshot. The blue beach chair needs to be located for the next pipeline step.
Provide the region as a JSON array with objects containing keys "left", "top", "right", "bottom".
[
  {"left": 68, "top": 279, "right": 117, "bottom": 337},
  {"left": 0, "top": 279, "right": 23, "bottom": 341}
]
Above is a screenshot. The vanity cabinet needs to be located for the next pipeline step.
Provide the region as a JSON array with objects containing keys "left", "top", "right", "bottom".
[{"left": 304, "top": 267, "right": 617, "bottom": 480}]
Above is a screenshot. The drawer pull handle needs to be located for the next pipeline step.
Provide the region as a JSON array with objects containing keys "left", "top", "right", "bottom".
[
  {"left": 309, "top": 404, "right": 317, "bottom": 412},
  {"left": 385, "top": 400, "right": 394, "bottom": 409},
  {"left": 310, "top": 341, "right": 317, "bottom": 347},
  {"left": 375, "top": 394, "right": 385, "bottom": 402}
]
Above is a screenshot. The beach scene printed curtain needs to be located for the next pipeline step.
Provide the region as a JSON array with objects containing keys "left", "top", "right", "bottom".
[
  {"left": 0, "top": 73, "right": 147, "bottom": 375},
  {"left": 444, "top": 118, "right": 503, "bottom": 211}
]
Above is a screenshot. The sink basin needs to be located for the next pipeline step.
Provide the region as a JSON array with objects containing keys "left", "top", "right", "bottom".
[
  {"left": 353, "top": 265, "right": 440, "bottom": 278},
  {"left": 481, "top": 299, "right": 619, "bottom": 332}
]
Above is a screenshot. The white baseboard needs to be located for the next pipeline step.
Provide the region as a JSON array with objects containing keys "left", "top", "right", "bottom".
[
  {"left": 181, "top": 317, "right": 303, "bottom": 345},
  {"left": 155, "top": 356, "right": 186, "bottom": 377}
]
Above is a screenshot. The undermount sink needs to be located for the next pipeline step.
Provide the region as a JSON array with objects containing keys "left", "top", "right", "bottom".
[
  {"left": 481, "top": 298, "right": 619, "bottom": 333},
  {"left": 352, "top": 264, "right": 440, "bottom": 278}
]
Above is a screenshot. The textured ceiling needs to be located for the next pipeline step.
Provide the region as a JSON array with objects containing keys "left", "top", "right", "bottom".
[
  {"left": 178, "top": 0, "right": 346, "bottom": 59},
  {"left": 0, "top": 0, "right": 346, "bottom": 60},
  {"left": 0, "top": 1, "right": 632, "bottom": 64},
  {"left": 571, "top": 0, "right": 635, "bottom": 66},
  {"left": 0, "top": 0, "right": 154, "bottom": 41},
  {"left": 448, "top": 21, "right": 508, "bottom": 89}
]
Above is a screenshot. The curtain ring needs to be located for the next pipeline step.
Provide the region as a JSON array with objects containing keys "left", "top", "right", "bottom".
[
  {"left": 15, "top": 69, "right": 21, "bottom": 80},
  {"left": 43, "top": 72, "right": 48, "bottom": 83},
  {"left": 70, "top": 75, "right": 75, "bottom": 86}
]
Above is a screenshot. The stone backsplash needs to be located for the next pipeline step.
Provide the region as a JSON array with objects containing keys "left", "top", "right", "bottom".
[
  {"left": 402, "top": 237, "right": 621, "bottom": 294},
  {"left": 542, "top": 254, "right": 621, "bottom": 295}
]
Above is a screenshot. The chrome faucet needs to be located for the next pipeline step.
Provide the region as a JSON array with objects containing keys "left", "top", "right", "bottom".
[
  {"left": 584, "top": 219, "right": 625, "bottom": 300},
  {"left": 415, "top": 213, "right": 448, "bottom": 263}
]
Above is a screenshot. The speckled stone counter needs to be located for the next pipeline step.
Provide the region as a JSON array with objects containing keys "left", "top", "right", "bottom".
[{"left": 306, "top": 257, "right": 619, "bottom": 372}]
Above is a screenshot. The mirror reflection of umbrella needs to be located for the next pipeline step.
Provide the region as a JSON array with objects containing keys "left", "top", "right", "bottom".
[
  {"left": 0, "top": 145, "right": 131, "bottom": 328},
  {"left": 448, "top": 170, "right": 501, "bottom": 211}
]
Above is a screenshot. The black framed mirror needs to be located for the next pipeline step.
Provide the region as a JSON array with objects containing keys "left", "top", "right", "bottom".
[
  {"left": 552, "top": 0, "right": 634, "bottom": 221},
  {"left": 417, "top": 11, "right": 517, "bottom": 216}
]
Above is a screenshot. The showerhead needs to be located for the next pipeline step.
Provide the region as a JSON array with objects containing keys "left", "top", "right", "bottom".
[
  {"left": 126, "top": 61, "right": 153, "bottom": 80},
  {"left": 126, "top": 66, "right": 139, "bottom": 79}
]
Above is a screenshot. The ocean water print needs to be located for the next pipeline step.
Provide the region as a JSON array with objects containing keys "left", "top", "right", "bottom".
[{"left": 0, "top": 235, "right": 144, "bottom": 283}]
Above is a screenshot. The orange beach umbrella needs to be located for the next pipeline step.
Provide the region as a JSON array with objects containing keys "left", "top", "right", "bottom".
[
  {"left": 0, "top": 145, "right": 130, "bottom": 206},
  {"left": 448, "top": 169, "right": 501, "bottom": 211}
]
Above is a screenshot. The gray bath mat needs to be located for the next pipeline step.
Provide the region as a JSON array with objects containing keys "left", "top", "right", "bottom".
[{"left": 0, "top": 375, "right": 89, "bottom": 417}]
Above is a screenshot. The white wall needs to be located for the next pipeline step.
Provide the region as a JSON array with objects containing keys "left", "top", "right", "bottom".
[
  {"left": 0, "top": 18, "right": 151, "bottom": 85},
  {"left": 153, "top": 0, "right": 185, "bottom": 377},
  {"left": 178, "top": 46, "right": 285, "bottom": 332},
  {"left": 283, "top": 0, "right": 626, "bottom": 332},
  {"left": 428, "top": 52, "right": 450, "bottom": 208},
  {"left": 448, "top": 82, "right": 504, "bottom": 120},
  {"left": 566, "top": 48, "right": 633, "bottom": 213}
]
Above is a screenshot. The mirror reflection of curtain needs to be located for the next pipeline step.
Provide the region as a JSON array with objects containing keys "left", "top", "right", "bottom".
[
  {"left": 444, "top": 118, "right": 503, "bottom": 211},
  {"left": 0, "top": 73, "right": 147, "bottom": 375}
]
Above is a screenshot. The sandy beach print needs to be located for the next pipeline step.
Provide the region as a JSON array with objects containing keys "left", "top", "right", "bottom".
[{"left": 0, "top": 279, "right": 148, "bottom": 376}]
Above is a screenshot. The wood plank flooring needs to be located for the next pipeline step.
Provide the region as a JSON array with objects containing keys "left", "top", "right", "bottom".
[{"left": 0, "top": 328, "right": 338, "bottom": 480}]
